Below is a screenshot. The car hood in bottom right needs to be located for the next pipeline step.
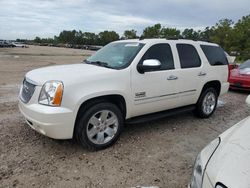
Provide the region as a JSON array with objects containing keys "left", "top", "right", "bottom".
[{"left": 205, "top": 116, "right": 250, "bottom": 188}]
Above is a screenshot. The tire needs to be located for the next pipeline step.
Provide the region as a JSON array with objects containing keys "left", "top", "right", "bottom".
[
  {"left": 75, "top": 102, "right": 124, "bottom": 150},
  {"left": 194, "top": 88, "right": 218, "bottom": 118}
]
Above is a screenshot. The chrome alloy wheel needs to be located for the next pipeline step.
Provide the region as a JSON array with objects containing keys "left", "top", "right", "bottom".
[
  {"left": 202, "top": 91, "right": 216, "bottom": 115},
  {"left": 86, "top": 110, "right": 119, "bottom": 145}
]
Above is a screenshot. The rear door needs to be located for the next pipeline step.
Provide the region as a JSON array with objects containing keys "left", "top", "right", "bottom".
[{"left": 172, "top": 43, "right": 206, "bottom": 105}]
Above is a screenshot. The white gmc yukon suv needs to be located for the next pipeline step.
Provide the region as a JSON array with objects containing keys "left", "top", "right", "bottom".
[{"left": 19, "top": 39, "right": 229, "bottom": 150}]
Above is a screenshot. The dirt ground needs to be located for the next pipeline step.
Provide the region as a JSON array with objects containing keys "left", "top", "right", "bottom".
[{"left": 0, "top": 46, "right": 249, "bottom": 188}]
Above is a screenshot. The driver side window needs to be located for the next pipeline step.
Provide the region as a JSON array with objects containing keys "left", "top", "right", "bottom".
[{"left": 139, "top": 43, "right": 174, "bottom": 71}]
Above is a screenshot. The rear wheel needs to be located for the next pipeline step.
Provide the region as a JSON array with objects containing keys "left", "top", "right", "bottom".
[
  {"left": 195, "top": 88, "right": 218, "bottom": 118},
  {"left": 75, "top": 102, "right": 124, "bottom": 150}
]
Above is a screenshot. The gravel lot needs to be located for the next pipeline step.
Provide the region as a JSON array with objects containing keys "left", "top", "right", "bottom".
[{"left": 0, "top": 46, "right": 249, "bottom": 188}]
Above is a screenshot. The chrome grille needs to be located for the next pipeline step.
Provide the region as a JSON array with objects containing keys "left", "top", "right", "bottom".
[{"left": 20, "top": 79, "right": 36, "bottom": 103}]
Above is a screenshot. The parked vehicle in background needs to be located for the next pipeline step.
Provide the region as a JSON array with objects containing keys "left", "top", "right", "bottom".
[
  {"left": 19, "top": 39, "right": 229, "bottom": 150},
  {"left": 0, "top": 40, "right": 14, "bottom": 48},
  {"left": 12, "top": 42, "right": 27, "bottom": 48},
  {"left": 86, "top": 45, "right": 103, "bottom": 51},
  {"left": 190, "top": 95, "right": 250, "bottom": 188},
  {"left": 229, "top": 59, "right": 250, "bottom": 91}
]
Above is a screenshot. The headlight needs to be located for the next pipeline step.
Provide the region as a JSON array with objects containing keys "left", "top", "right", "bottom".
[
  {"left": 190, "top": 138, "right": 220, "bottom": 188},
  {"left": 38, "top": 81, "right": 64, "bottom": 106}
]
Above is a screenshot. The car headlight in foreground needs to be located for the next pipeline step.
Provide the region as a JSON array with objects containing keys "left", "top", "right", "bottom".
[
  {"left": 38, "top": 81, "right": 63, "bottom": 106},
  {"left": 190, "top": 138, "right": 221, "bottom": 188}
]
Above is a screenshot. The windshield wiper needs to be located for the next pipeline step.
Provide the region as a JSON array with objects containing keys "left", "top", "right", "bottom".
[{"left": 84, "top": 60, "right": 114, "bottom": 69}]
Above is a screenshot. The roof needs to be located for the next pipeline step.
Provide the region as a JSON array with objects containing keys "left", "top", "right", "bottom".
[{"left": 115, "top": 38, "right": 218, "bottom": 46}]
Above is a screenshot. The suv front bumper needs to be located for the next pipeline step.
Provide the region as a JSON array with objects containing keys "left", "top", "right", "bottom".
[{"left": 19, "top": 99, "right": 75, "bottom": 139}]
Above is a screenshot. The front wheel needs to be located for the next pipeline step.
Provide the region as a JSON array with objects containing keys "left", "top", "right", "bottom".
[
  {"left": 195, "top": 88, "right": 218, "bottom": 118},
  {"left": 75, "top": 102, "right": 124, "bottom": 150}
]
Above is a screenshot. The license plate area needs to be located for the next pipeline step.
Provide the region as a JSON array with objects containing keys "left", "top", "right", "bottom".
[{"left": 234, "top": 82, "right": 242, "bottom": 87}]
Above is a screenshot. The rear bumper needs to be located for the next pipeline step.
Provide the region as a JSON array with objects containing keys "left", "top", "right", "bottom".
[
  {"left": 19, "top": 99, "right": 75, "bottom": 139},
  {"left": 229, "top": 77, "right": 250, "bottom": 91}
]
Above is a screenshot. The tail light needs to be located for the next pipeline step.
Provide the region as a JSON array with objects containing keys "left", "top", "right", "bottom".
[{"left": 228, "top": 65, "right": 230, "bottom": 81}]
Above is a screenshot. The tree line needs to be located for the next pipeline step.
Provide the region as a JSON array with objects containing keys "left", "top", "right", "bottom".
[{"left": 29, "top": 14, "right": 250, "bottom": 61}]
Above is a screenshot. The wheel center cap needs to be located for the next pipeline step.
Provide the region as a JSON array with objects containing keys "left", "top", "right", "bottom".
[{"left": 99, "top": 123, "right": 106, "bottom": 130}]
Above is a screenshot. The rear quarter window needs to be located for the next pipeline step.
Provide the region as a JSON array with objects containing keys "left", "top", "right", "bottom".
[{"left": 201, "top": 45, "right": 228, "bottom": 66}]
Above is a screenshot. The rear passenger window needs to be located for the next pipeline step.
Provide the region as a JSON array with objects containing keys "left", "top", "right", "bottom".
[
  {"left": 177, "top": 44, "right": 201, "bottom": 68},
  {"left": 140, "top": 43, "right": 174, "bottom": 70},
  {"left": 201, "top": 45, "right": 228, "bottom": 65}
]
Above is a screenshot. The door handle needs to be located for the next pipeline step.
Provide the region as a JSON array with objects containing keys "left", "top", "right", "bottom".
[
  {"left": 167, "top": 75, "right": 178, "bottom": 80},
  {"left": 198, "top": 72, "right": 207, "bottom": 76}
]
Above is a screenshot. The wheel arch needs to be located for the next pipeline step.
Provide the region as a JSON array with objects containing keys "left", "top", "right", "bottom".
[
  {"left": 73, "top": 94, "right": 127, "bottom": 137},
  {"left": 198, "top": 80, "right": 221, "bottom": 102}
]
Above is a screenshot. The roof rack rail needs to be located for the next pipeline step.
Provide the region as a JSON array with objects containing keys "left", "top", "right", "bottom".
[{"left": 200, "top": 39, "right": 212, "bottom": 43}]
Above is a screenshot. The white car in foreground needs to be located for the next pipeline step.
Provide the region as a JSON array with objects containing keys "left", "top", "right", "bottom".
[{"left": 190, "top": 95, "right": 250, "bottom": 188}]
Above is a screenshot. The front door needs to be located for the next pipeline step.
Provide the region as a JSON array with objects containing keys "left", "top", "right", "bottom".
[{"left": 130, "top": 43, "right": 181, "bottom": 117}]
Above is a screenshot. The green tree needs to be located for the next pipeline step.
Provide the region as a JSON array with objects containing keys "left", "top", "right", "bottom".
[
  {"left": 232, "top": 15, "right": 250, "bottom": 60},
  {"left": 74, "top": 30, "right": 83, "bottom": 45},
  {"left": 160, "top": 28, "right": 181, "bottom": 38},
  {"left": 123, "top": 30, "right": 137, "bottom": 39},
  {"left": 58, "top": 30, "right": 77, "bottom": 44},
  {"left": 182, "top": 28, "right": 200, "bottom": 40},
  {"left": 210, "top": 19, "right": 234, "bottom": 52},
  {"left": 34, "top": 36, "right": 41, "bottom": 43},
  {"left": 83, "top": 32, "right": 98, "bottom": 45},
  {"left": 199, "top": 27, "right": 213, "bottom": 41},
  {"left": 98, "top": 31, "right": 120, "bottom": 45},
  {"left": 53, "top": 35, "right": 59, "bottom": 44},
  {"left": 41, "top": 38, "right": 54, "bottom": 44},
  {"left": 29, "top": 14, "right": 250, "bottom": 61},
  {"left": 142, "top": 23, "right": 162, "bottom": 38}
]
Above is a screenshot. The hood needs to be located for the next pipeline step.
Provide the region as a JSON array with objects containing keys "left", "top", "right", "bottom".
[
  {"left": 25, "top": 63, "right": 115, "bottom": 86},
  {"left": 206, "top": 116, "right": 250, "bottom": 187}
]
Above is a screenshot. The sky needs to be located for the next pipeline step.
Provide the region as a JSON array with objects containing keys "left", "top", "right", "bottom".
[{"left": 0, "top": 0, "right": 249, "bottom": 40}]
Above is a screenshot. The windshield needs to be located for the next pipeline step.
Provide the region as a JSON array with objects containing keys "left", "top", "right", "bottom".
[
  {"left": 86, "top": 42, "right": 144, "bottom": 69},
  {"left": 239, "top": 59, "right": 250, "bottom": 69}
]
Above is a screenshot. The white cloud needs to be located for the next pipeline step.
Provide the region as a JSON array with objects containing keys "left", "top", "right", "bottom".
[{"left": 0, "top": 0, "right": 249, "bottom": 39}]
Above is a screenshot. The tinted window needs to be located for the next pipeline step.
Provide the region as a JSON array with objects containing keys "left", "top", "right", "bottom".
[
  {"left": 201, "top": 45, "right": 228, "bottom": 65},
  {"left": 177, "top": 44, "right": 201, "bottom": 68},
  {"left": 140, "top": 43, "right": 174, "bottom": 70}
]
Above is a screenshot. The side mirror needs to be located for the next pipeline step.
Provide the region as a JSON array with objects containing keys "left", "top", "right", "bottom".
[
  {"left": 246, "top": 95, "right": 250, "bottom": 107},
  {"left": 137, "top": 59, "right": 161, "bottom": 74}
]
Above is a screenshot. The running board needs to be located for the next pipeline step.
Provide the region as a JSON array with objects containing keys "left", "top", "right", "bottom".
[{"left": 126, "top": 105, "right": 196, "bottom": 124}]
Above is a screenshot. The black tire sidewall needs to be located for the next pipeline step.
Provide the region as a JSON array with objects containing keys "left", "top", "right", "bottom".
[
  {"left": 76, "top": 102, "right": 124, "bottom": 150},
  {"left": 196, "top": 88, "right": 218, "bottom": 118}
]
